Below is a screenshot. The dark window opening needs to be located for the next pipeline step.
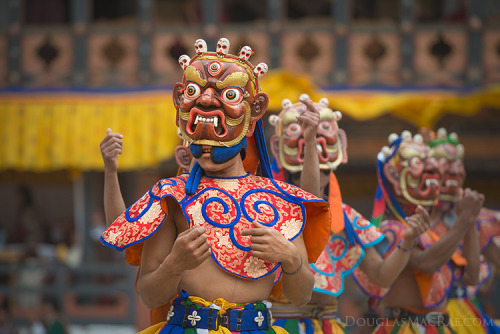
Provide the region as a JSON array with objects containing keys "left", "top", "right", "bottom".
[{"left": 24, "top": 0, "right": 70, "bottom": 25}]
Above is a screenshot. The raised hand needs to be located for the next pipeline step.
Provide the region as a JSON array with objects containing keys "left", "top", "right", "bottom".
[
  {"left": 241, "top": 220, "right": 298, "bottom": 264},
  {"left": 100, "top": 128, "right": 123, "bottom": 172},
  {"left": 168, "top": 226, "right": 211, "bottom": 273},
  {"left": 297, "top": 95, "right": 320, "bottom": 143},
  {"left": 455, "top": 188, "right": 485, "bottom": 229},
  {"left": 403, "top": 205, "right": 431, "bottom": 243}
]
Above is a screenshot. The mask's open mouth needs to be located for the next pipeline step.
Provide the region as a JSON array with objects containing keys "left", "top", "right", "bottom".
[
  {"left": 187, "top": 109, "right": 227, "bottom": 137},
  {"left": 296, "top": 138, "right": 305, "bottom": 163},
  {"left": 316, "top": 137, "right": 330, "bottom": 163},
  {"left": 401, "top": 169, "right": 441, "bottom": 205},
  {"left": 414, "top": 173, "right": 440, "bottom": 197},
  {"left": 440, "top": 176, "right": 462, "bottom": 195}
]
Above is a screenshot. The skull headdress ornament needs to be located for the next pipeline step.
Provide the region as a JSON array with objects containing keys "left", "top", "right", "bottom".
[
  {"left": 254, "top": 63, "right": 268, "bottom": 78},
  {"left": 216, "top": 38, "right": 230, "bottom": 57},
  {"left": 194, "top": 39, "right": 207, "bottom": 55},
  {"left": 238, "top": 46, "right": 253, "bottom": 62},
  {"left": 178, "top": 55, "right": 191, "bottom": 70},
  {"left": 270, "top": 96, "right": 346, "bottom": 173}
]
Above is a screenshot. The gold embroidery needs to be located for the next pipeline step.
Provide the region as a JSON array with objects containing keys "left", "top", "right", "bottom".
[
  {"left": 106, "top": 230, "right": 121, "bottom": 244},
  {"left": 206, "top": 189, "right": 220, "bottom": 198},
  {"left": 215, "top": 230, "right": 232, "bottom": 249},
  {"left": 187, "top": 201, "right": 204, "bottom": 226},
  {"left": 314, "top": 273, "right": 328, "bottom": 289},
  {"left": 138, "top": 202, "right": 163, "bottom": 225},
  {"left": 104, "top": 174, "right": 314, "bottom": 280},
  {"left": 280, "top": 218, "right": 301, "bottom": 239},
  {"left": 315, "top": 260, "right": 328, "bottom": 271},
  {"left": 213, "top": 178, "right": 240, "bottom": 192},
  {"left": 244, "top": 256, "right": 268, "bottom": 278}
]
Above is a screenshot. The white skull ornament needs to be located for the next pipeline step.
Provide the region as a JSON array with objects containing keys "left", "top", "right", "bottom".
[
  {"left": 178, "top": 55, "right": 191, "bottom": 70},
  {"left": 194, "top": 39, "right": 207, "bottom": 55},
  {"left": 268, "top": 115, "right": 280, "bottom": 127},
  {"left": 254, "top": 63, "right": 268, "bottom": 78},
  {"left": 281, "top": 99, "right": 292, "bottom": 110},
  {"left": 319, "top": 98, "right": 329, "bottom": 108},
  {"left": 216, "top": 38, "right": 230, "bottom": 57},
  {"left": 238, "top": 46, "right": 252, "bottom": 62}
]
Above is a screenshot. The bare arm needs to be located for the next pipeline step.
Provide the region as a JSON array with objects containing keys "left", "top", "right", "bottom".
[
  {"left": 408, "top": 188, "right": 484, "bottom": 275},
  {"left": 457, "top": 190, "right": 484, "bottom": 285},
  {"left": 138, "top": 198, "right": 211, "bottom": 308},
  {"left": 281, "top": 236, "right": 314, "bottom": 306},
  {"left": 100, "top": 128, "right": 126, "bottom": 225},
  {"left": 459, "top": 222, "right": 480, "bottom": 285},
  {"left": 242, "top": 221, "right": 314, "bottom": 306},
  {"left": 297, "top": 96, "right": 321, "bottom": 198},
  {"left": 359, "top": 205, "right": 430, "bottom": 287}
]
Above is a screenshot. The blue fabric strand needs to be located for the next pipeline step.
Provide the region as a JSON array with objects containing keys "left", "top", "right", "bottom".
[
  {"left": 254, "top": 119, "right": 273, "bottom": 179},
  {"left": 186, "top": 162, "right": 203, "bottom": 195},
  {"left": 343, "top": 210, "right": 356, "bottom": 246}
]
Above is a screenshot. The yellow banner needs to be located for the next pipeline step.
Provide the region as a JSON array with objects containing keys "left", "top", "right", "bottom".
[
  {"left": 1, "top": 73, "right": 499, "bottom": 172},
  {"left": 261, "top": 70, "right": 500, "bottom": 128},
  {"left": 0, "top": 91, "right": 180, "bottom": 172}
]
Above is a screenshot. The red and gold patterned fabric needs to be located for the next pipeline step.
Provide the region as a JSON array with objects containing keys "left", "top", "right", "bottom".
[
  {"left": 352, "top": 221, "right": 455, "bottom": 308},
  {"left": 477, "top": 207, "right": 500, "bottom": 251},
  {"left": 311, "top": 204, "right": 385, "bottom": 296},
  {"left": 101, "top": 173, "right": 330, "bottom": 280}
]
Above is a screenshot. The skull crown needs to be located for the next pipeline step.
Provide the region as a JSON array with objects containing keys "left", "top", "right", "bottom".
[
  {"left": 429, "top": 127, "right": 464, "bottom": 156},
  {"left": 432, "top": 127, "right": 461, "bottom": 146},
  {"left": 379, "top": 131, "right": 425, "bottom": 162},
  {"left": 177, "top": 38, "right": 268, "bottom": 80},
  {"left": 270, "top": 96, "right": 342, "bottom": 126}
]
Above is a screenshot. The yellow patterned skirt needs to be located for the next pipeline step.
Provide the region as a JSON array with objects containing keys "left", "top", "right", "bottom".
[
  {"left": 446, "top": 298, "right": 488, "bottom": 334},
  {"left": 140, "top": 293, "right": 289, "bottom": 334}
]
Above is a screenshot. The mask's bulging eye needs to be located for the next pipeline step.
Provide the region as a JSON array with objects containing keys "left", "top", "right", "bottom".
[
  {"left": 207, "top": 61, "right": 222, "bottom": 76},
  {"left": 286, "top": 123, "right": 301, "bottom": 136},
  {"left": 184, "top": 83, "right": 202, "bottom": 99},
  {"left": 409, "top": 157, "right": 423, "bottom": 169},
  {"left": 319, "top": 122, "right": 332, "bottom": 132},
  {"left": 221, "top": 87, "right": 243, "bottom": 104}
]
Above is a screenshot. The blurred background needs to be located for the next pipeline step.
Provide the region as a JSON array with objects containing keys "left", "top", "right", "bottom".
[{"left": 0, "top": 0, "right": 499, "bottom": 333}]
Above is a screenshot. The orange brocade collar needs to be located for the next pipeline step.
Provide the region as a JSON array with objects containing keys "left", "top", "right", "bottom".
[{"left": 101, "top": 173, "right": 330, "bottom": 280}]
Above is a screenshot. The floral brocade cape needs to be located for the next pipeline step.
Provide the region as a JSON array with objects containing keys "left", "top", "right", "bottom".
[
  {"left": 101, "top": 173, "right": 330, "bottom": 280},
  {"left": 470, "top": 207, "right": 500, "bottom": 297},
  {"left": 477, "top": 207, "right": 500, "bottom": 251},
  {"left": 311, "top": 204, "right": 386, "bottom": 296},
  {"left": 352, "top": 220, "right": 459, "bottom": 308}
]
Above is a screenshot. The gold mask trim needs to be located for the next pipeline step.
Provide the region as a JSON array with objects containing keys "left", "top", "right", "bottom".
[
  {"left": 400, "top": 168, "right": 437, "bottom": 206},
  {"left": 184, "top": 66, "right": 207, "bottom": 87},
  {"left": 179, "top": 111, "right": 190, "bottom": 121},
  {"left": 216, "top": 72, "right": 249, "bottom": 90},
  {"left": 192, "top": 55, "right": 257, "bottom": 95}
]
